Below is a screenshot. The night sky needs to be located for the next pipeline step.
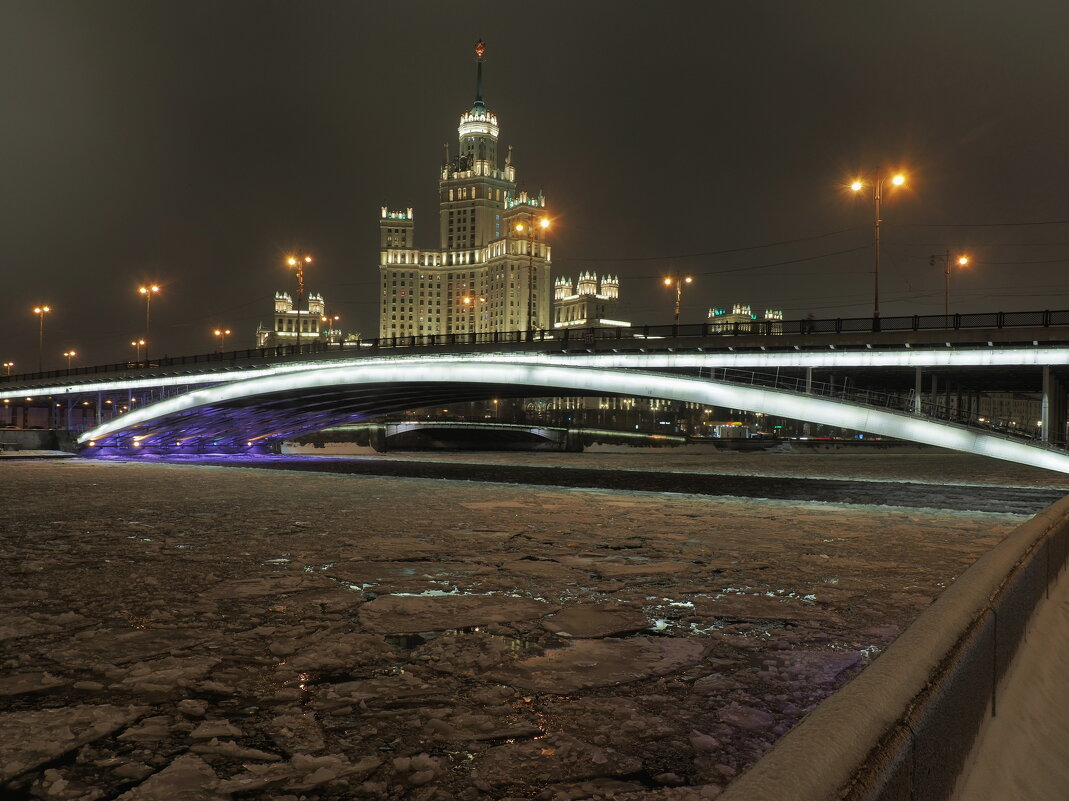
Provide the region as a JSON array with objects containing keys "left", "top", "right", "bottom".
[{"left": 3, "top": 1, "right": 1069, "bottom": 371}]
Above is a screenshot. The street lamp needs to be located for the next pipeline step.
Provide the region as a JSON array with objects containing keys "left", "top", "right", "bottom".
[
  {"left": 850, "top": 171, "right": 906, "bottom": 322},
  {"left": 2, "top": 361, "right": 13, "bottom": 376},
  {"left": 131, "top": 338, "right": 145, "bottom": 363},
  {"left": 462, "top": 295, "right": 486, "bottom": 335},
  {"left": 63, "top": 350, "right": 77, "bottom": 370},
  {"left": 514, "top": 217, "right": 550, "bottom": 332},
  {"left": 138, "top": 284, "right": 160, "bottom": 361},
  {"left": 663, "top": 275, "right": 693, "bottom": 324},
  {"left": 33, "top": 305, "right": 51, "bottom": 371},
  {"left": 929, "top": 251, "right": 970, "bottom": 321},
  {"left": 286, "top": 254, "right": 313, "bottom": 350},
  {"left": 320, "top": 314, "right": 340, "bottom": 345},
  {"left": 213, "top": 328, "right": 231, "bottom": 352}
]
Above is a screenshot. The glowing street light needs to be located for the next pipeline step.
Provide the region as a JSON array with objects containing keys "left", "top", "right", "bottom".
[
  {"left": 213, "top": 328, "right": 231, "bottom": 352},
  {"left": 929, "top": 251, "right": 970, "bottom": 321},
  {"left": 514, "top": 218, "right": 550, "bottom": 332},
  {"left": 462, "top": 295, "right": 486, "bottom": 335},
  {"left": 849, "top": 171, "right": 907, "bottom": 322},
  {"left": 320, "top": 314, "right": 340, "bottom": 345},
  {"left": 131, "top": 338, "right": 145, "bottom": 363},
  {"left": 63, "top": 350, "right": 77, "bottom": 370},
  {"left": 286, "top": 254, "right": 313, "bottom": 350},
  {"left": 33, "top": 305, "right": 51, "bottom": 372},
  {"left": 663, "top": 275, "right": 693, "bottom": 324},
  {"left": 2, "top": 361, "right": 13, "bottom": 376},
  {"left": 138, "top": 284, "right": 160, "bottom": 361}
]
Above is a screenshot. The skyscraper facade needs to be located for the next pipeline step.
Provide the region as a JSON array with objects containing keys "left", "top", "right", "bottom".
[{"left": 378, "top": 42, "right": 552, "bottom": 338}]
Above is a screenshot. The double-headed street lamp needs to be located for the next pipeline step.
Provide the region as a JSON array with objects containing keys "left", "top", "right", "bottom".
[
  {"left": 33, "top": 305, "right": 51, "bottom": 372},
  {"left": 287, "top": 254, "right": 313, "bottom": 350},
  {"left": 213, "top": 328, "right": 231, "bottom": 352},
  {"left": 131, "top": 338, "right": 145, "bottom": 363},
  {"left": 929, "top": 251, "right": 970, "bottom": 321},
  {"left": 850, "top": 171, "right": 907, "bottom": 321},
  {"left": 138, "top": 284, "right": 160, "bottom": 361},
  {"left": 462, "top": 295, "right": 486, "bottom": 335},
  {"left": 3, "top": 361, "right": 13, "bottom": 376},
  {"left": 320, "top": 314, "right": 340, "bottom": 345},
  {"left": 63, "top": 350, "right": 77, "bottom": 370},
  {"left": 663, "top": 274, "right": 693, "bottom": 324}
]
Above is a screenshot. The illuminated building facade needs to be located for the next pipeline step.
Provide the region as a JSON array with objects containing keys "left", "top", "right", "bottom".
[
  {"left": 553, "top": 273, "right": 630, "bottom": 329},
  {"left": 378, "top": 42, "right": 552, "bottom": 338},
  {"left": 256, "top": 291, "right": 337, "bottom": 347},
  {"left": 708, "top": 304, "right": 784, "bottom": 334}
]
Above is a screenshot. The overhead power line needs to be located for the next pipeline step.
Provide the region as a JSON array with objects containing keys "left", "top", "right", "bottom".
[
  {"left": 905, "top": 219, "right": 1069, "bottom": 229},
  {"left": 557, "top": 227, "right": 861, "bottom": 264}
]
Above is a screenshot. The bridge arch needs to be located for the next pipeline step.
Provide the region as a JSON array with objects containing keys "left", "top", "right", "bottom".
[{"left": 78, "top": 358, "right": 1069, "bottom": 473}]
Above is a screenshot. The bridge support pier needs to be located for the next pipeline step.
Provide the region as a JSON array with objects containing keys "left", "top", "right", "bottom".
[
  {"left": 803, "top": 368, "right": 814, "bottom": 435},
  {"left": 1041, "top": 366, "right": 1068, "bottom": 445},
  {"left": 914, "top": 367, "right": 922, "bottom": 414},
  {"left": 369, "top": 425, "right": 388, "bottom": 453}
]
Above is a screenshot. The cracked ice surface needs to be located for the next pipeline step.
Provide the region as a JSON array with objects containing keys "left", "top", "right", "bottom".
[{"left": 0, "top": 454, "right": 1055, "bottom": 799}]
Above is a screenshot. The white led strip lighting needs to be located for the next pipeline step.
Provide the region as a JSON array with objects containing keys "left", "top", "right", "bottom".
[
  {"left": 76, "top": 359, "right": 1069, "bottom": 473},
  {"left": 6, "top": 345, "right": 1069, "bottom": 401}
]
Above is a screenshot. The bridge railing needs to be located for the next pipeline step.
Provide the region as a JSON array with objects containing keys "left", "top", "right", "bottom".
[
  {"left": 5, "top": 308, "right": 1069, "bottom": 386},
  {"left": 709, "top": 367, "right": 1051, "bottom": 446}
]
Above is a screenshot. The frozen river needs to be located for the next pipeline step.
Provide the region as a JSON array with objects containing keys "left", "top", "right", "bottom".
[{"left": 1, "top": 449, "right": 1066, "bottom": 799}]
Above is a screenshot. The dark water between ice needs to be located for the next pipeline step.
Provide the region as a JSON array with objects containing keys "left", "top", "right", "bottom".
[{"left": 173, "top": 455, "right": 1066, "bottom": 515}]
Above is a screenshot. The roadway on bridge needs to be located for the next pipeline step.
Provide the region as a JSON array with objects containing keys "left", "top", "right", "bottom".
[{"left": 148, "top": 455, "right": 1066, "bottom": 514}]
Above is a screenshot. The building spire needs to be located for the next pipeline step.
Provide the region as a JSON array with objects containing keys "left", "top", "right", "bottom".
[{"left": 474, "top": 39, "right": 486, "bottom": 106}]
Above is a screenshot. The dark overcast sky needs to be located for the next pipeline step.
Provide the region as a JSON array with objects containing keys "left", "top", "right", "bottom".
[{"left": 3, "top": 1, "right": 1069, "bottom": 370}]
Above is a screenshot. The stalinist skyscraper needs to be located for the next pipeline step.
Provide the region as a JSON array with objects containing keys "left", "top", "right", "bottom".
[{"left": 378, "top": 41, "right": 552, "bottom": 338}]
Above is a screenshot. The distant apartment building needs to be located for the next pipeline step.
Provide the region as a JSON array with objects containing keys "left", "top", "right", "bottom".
[
  {"left": 256, "top": 291, "right": 342, "bottom": 348},
  {"left": 552, "top": 273, "right": 630, "bottom": 329},
  {"left": 708, "top": 304, "right": 784, "bottom": 334}
]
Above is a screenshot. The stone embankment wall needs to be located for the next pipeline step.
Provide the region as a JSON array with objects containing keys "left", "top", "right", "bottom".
[
  {"left": 0, "top": 429, "right": 59, "bottom": 450},
  {"left": 720, "top": 493, "right": 1069, "bottom": 801}
]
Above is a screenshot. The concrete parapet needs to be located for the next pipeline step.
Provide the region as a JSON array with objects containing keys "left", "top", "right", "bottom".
[{"left": 719, "top": 494, "right": 1069, "bottom": 801}]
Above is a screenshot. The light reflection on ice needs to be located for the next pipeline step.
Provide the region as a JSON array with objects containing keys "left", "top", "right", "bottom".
[
  {"left": 337, "top": 581, "right": 377, "bottom": 592},
  {"left": 394, "top": 588, "right": 463, "bottom": 597}
]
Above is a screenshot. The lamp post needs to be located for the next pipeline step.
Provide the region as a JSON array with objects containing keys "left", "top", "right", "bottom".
[
  {"left": 287, "top": 254, "right": 313, "bottom": 350},
  {"left": 929, "top": 251, "right": 970, "bottom": 322},
  {"left": 462, "top": 295, "right": 486, "bottom": 336},
  {"left": 213, "top": 328, "right": 231, "bottom": 352},
  {"left": 514, "top": 217, "right": 550, "bottom": 333},
  {"left": 131, "top": 338, "right": 145, "bottom": 364},
  {"left": 33, "top": 305, "right": 51, "bottom": 371},
  {"left": 3, "top": 361, "right": 13, "bottom": 376},
  {"left": 63, "top": 350, "right": 77, "bottom": 370},
  {"left": 320, "top": 314, "right": 340, "bottom": 345},
  {"left": 850, "top": 171, "right": 906, "bottom": 322},
  {"left": 663, "top": 275, "right": 693, "bottom": 324},
  {"left": 138, "top": 284, "right": 160, "bottom": 361}
]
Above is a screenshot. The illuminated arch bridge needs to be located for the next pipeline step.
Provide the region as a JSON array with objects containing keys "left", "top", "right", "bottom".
[{"left": 76, "top": 356, "right": 1069, "bottom": 474}]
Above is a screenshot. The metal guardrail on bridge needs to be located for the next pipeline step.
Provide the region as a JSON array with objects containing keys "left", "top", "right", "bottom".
[{"left": 4, "top": 308, "right": 1069, "bottom": 386}]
